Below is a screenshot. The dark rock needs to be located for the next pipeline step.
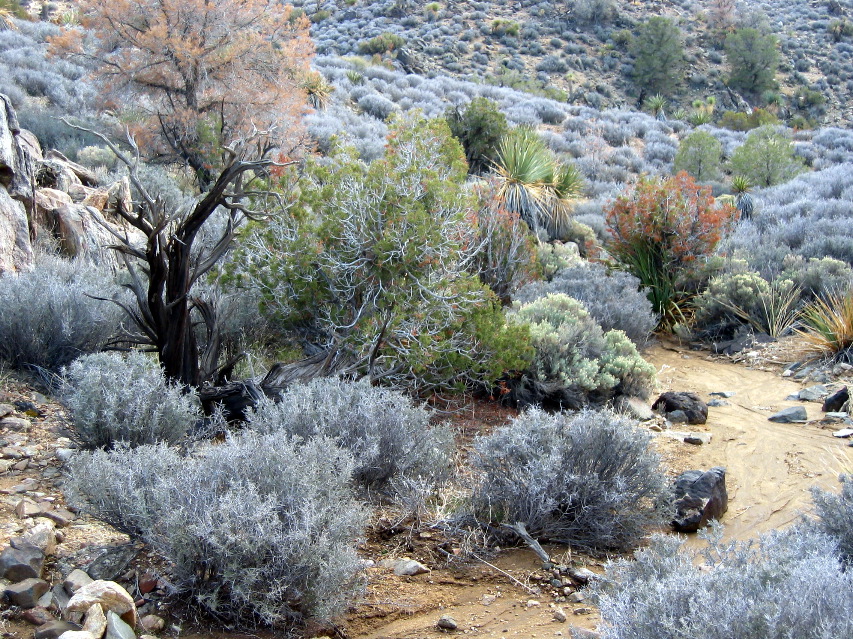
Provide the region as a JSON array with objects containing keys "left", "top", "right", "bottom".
[
  {"left": 798, "top": 384, "right": 829, "bottom": 401},
  {"left": 34, "top": 620, "right": 81, "bottom": 639},
  {"left": 823, "top": 386, "right": 849, "bottom": 413},
  {"left": 652, "top": 392, "right": 708, "bottom": 425},
  {"left": 21, "top": 606, "right": 55, "bottom": 626},
  {"left": 437, "top": 614, "right": 458, "bottom": 631},
  {"left": 667, "top": 409, "right": 689, "bottom": 424},
  {"left": 768, "top": 406, "right": 808, "bottom": 423},
  {"left": 672, "top": 467, "right": 728, "bottom": 533},
  {"left": 4, "top": 577, "right": 49, "bottom": 608},
  {"left": 0, "top": 542, "right": 44, "bottom": 580},
  {"left": 85, "top": 546, "right": 137, "bottom": 581}
]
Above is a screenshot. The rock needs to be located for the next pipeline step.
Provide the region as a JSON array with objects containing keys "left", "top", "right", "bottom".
[
  {"left": 683, "top": 432, "right": 712, "bottom": 445},
  {"left": 833, "top": 428, "right": 853, "bottom": 438},
  {"left": 0, "top": 184, "right": 33, "bottom": 274},
  {"left": 0, "top": 416, "right": 30, "bottom": 432},
  {"left": 570, "top": 630, "right": 601, "bottom": 639},
  {"left": 5, "top": 577, "right": 50, "bottom": 608},
  {"left": 22, "top": 606, "right": 55, "bottom": 626},
  {"left": 15, "top": 497, "right": 44, "bottom": 519},
  {"left": 105, "top": 611, "right": 136, "bottom": 639},
  {"left": 667, "top": 409, "right": 689, "bottom": 424},
  {"left": 567, "top": 567, "right": 596, "bottom": 584},
  {"left": 833, "top": 363, "right": 853, "bottom": 376},
  {"left": 35, "top": 621, "right": 82, "bottom": 639},
  {"left": 34, "top": 188, "right": 74, "bottom": 227},
  {"left": 526, "top": 599, "right": 541, "bottom": 608},
  {"left": 436, "top": 615, "right": 457, "bottom": 631},
  {"left": 707, "top": 399, "right": 730, "bottom": 407},
  {"left": 0, "top": 542, "right": 44, "bottom": 580},
  {"left": 797, "top": 384, "right": 829, "bottom": 401},
  {"left": 52, "top": 583, "right": 71, "bottom": 613},
  {"left": 85, "top": 546, "right": 137, "bottom": 582},
  {"left": 64, "top": 570, "right": 94, "bottom": 595},
  {"left": 553, "top": 607, "right": 567, "bottom": 623},
  {"left": 393, "top": 559, "right": 430, "bottom": 576},
  {"left": 573, "top": 607, "right": 593, "bottom": 615},
  {"left": 709, "top": 391, "right": 736, "bottom": 398},
  {"left": 82, "top": 604, "right": 107, "bottom": 638},
  {"left": 44, "top": 508, "right": 76, "bottom": 528},
  {"left": 613, "top": 396, "right": 654, "bottom": 421},
  {"left": 66, "top": 580, "right": 137, "bottom": 628},
  {"left": 768, "top": 406, "right": 808, "bottom": 423},
  {"left": 138, "top": 615, "right": 163, "bottom": 633},
  {"left": 0, "top": 404, "right": 13, "bottom": 417},
  {"left": 57, "top": 632, "right": 98, "bottom": 639},
  {"left": 672, "top": 467, "right": 728, "bottom": 533},
  {"left": 568, "top": 592, "right": 585, "bottom": 603},
  {"left": 137, "top": 572, "right": 157, "bottom": 595},
  {"left": 55, "top": 448, "right": 76, "bottom": 463},
  {"left": 823, "top": 387, "right": 849, "bottom": 413},
  {"left": 38, "top": 590, "right": 53, "bottom": 608},
  {"left": 20, "top": 519, "right": 57, "bottom": 555},
  {"left": 652, "top": 392, "right": 708, "bottom": 425}
]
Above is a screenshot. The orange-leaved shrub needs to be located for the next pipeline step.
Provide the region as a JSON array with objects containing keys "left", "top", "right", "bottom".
[{"left": 605, "top": 171, "right": 739, "bottom": 327}]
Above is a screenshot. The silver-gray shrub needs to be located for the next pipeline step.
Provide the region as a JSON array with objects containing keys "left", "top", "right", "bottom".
[
  {"left": 0, "top": 255, "right": 127, "bottom": 372},
  {"left": 61, "top": 351, "right": 198, "bottom": 449},
  {"left": 247, "top": 377, "right": 454, "bottom": 496},
  {"left": 470, "top": 408, "right": 669, "bottom": 552},
  {"left": 590, "top": 526, "right": 853, "bottom": 639},
  {"left": 515, "top": 262, "right": 657, "bottom": 347},
  {"left": 66, "top": 434, "right": 366, "bottom": 626},
  {"left": 811, "top": 474, "right": 853, "bottom": 561}
]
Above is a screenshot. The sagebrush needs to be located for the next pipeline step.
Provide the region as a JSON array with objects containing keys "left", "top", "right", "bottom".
[{"left": 66, "top": 434, "right": 366, "bottom": 626}]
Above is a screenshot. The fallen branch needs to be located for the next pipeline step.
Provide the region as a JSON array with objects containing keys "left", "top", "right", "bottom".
[{"left": 501, "top": 521, "right": 551, "bottom": 564}]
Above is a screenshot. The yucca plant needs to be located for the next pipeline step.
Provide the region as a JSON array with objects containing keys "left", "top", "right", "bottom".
[
  {"left": 644, "top": 94, "right": 667, "bottom": 121},
  {"left": 732, "top": 175, "right": 754, "bottom": 219},
  {"left": 301, "top": 71, "right": 334, "bottom": 110},
  {"left": 492, "top": 127, "right": 583, "bottom": 240},
  {"left": 797, "top": 289, "right": 853, "bottom": 361},
  {"left": 716, "top": 279, "right": 802, "bottom": 338}
]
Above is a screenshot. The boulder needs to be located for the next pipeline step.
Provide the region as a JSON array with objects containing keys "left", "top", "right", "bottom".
[
  {"left": 64, "top": 569, "right": 94, "bottom": 595},
  {"left": 36, "top": 160, "right": 82, "bottom": 193},
  {"left": 0, "top": 542, "right": 45, "bottom": 580},
  {"left": 65, "top": 581, "right": 137, "bottom": 628},
  {"left": 82, "top": 603, "right": 107, "bottom": 638},
  {"left": 652, "top": 392, "right": 708, "bottom": 425},
  {"left": 20, "top": 519, "right": 57, "bottom": 555},
  {"left": 672, "top": 467, "right": 728, "bottom": 533},
  {"left": 0, "top": 185, "right": 33, "bottom": 274},
  {"left": 105, "top": 611, "right": 136, "bottom": 639},
  {"left": 823, "top": 386, "right": 849, "bottom": 413},
  {"left": 0, "top": 94, "right": 19, "bottom": 187}
]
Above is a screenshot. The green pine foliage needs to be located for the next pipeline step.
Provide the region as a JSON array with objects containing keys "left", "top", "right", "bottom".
[
  {"left": 725, "top": 28, "right": 780, "bottom": 96},
  {"left": 445, "top": 97, "right": 509, "bottom": 175},
  {"left": 630, "top": 17, "right": 685, "bottom": 96},
  {"left": 673, "top": 130, "right": 724, "bottom": 182}
]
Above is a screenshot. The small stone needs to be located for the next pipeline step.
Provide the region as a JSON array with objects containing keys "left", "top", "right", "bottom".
[
  {"left": 568, "top": 592, "right": 585, "bottom": 603},
  {"left": 481, "top": 594, "right": 496, "bottom": 606},
  {"left": 526, "top": 599, "right": 541, "bottom": 608},
  {"left": 16, "top": 497, "right": 43, "bottom": 519},
  {"left": 553, "top": 608, "right": 567, "bottom": 623},
  {"left": 66, "top": 580, "right": 138, "bottom": 628},
  {"left": 1, "top": 416, "right": 31, "bottom": 432},
  {"left": 0, "top": 542, "right": 44, "bottom": 580},
  {"left": 35, "top": 621, "right": 82, "bottom": 639},
  {"left": 5, "top": 577, "right": 50, "bottom": 608},
  {"left": 64, "top": 569, "right": 94, "bottom": 595},
  {"left": 683, "top": 433, "right": 712, "bottom": 445},
  {"left": 667, "top": 410, "right": 689, "bottom": 424},
  {"left": 393, "top": 559, "right": 430, "bottom": 576},
  {"left": 139, "top": 615, "right": 164, "bottom": 633},
  {"left": 573, "top": 607, "right": 593, "bottom": 615},
  {"left": 833, "top": 428, "right": 853, "bottom": 438},
  {"left": 568, "top": 567, "right": 596, "bottom": 584},
  {"left": 0, "top": 404, "right": 14, "bottom": 418},
  {"left": 37, "top": 590, "right": 53, "bottom": 608},
  {"left": 21, "top": 519, "right": 57, "bottom": 554},
  {"left": 436, "top": 615, "right": 458, "bottom": 631},
  {"left": 137, "top": 572, "right": 157, "bottom": 595},
  {"left": 58, "top": 632, "right": 98, "bottom": 639},
  {"left": 105, "top": 611, "right": 136, "bottom": 639},
  {"left": 549, "top": 578, "right": 562, "bottom": 588},
  {"left": 51, "top": 584, "right": 71, "bottom": 613},
  {"left": 833, "top": 363, "right": 853, "bottom": 376},
  {"left": 22, "top": 606, "right": 55, "bottom": 626},
  {"left": 768, "top": 406, "right": 808, "bottom": 423},
  {"left": 709, "top": 391, "right": 736, "bottom": 398},
  {"left": 0, "top": 459, "right": 14, "bottom": 473},
  {"left": 44, "top": 508, "right": 75, "bottom": 528},
  {"left": 707, "top": 399, "right": 730, "bottom": 407},
  {"left": 82, "top": 604, "right": 107, "bottom": 638},
  {"left": 55, "top": 449, "right": 75, "bottom": 463},
  {"left": 798, "top": 385, "right": 829, "bottom": 402},
  {"left": 14, "top": 459, "right": 29, "bottom": 471}
]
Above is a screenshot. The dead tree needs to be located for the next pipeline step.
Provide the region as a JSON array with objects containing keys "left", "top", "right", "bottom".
[{"left": 64, "top": 120, "right": 293, "bottom": 388}]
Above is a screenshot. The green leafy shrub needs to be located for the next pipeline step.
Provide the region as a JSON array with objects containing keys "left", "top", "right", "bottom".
[
  {"left": 719, "top": 108, "right": 779, "bottom": 131},
  {"left": 247, "top": 377, "right": 453, "bottom": 495},
  {"left": 491, "top": 19, "right": 519, "bottom": 36},
  {"left": 631, "top": 17, "right": 684, "bottom": 95},
  {"left": 61, "top": 352, "right": 198, "bottom": 449},
  {"left": 67, "top": 433, "right": 366, "bottom": 627},
  {"left": 0, "top": 255, "right": 127, "bottom": 372},
  {"left": 358, "top": 32, "right": 405, "bottom": 55},
  {"left": 470, "top": 408, "right": 669, "bottom": 552},
  {"left": 729, "top": 125, "right": 805, "bottom": 187},
  {"left": 780, "top": 256, "right": 853, "bottom": 299},
  {"left": 605, "top": 172, "right": 739, "bottom": 327},
  {"left": 797, "top": 288, "right": 853, "bottom": 361},
  {"left": 445, "top": 97, "right": 509, "bottom": 175},
  {"left": 725, "top": 28, "right": 780, "bottom": 96},
  {"left": 673, "top": 130, "right": 724, "bottom": 182},
  {"left": 238, "top": 113, "right": 531, "bottom": 394},
  {"left": 508, "top": 294, "right": 656, "bottom": 407}
]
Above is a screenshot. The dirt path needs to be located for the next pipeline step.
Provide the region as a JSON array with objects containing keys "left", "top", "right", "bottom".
[{"left": 648, "top": 343, "right": 852, "bottom": 541}]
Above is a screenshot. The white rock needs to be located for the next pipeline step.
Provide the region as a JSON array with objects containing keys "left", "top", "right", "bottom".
[{"left": 66, "top": 580, "right": 137, "bottom": 628}]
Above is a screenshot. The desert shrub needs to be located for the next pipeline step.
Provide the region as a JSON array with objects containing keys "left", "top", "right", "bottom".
[
  {"left": 470, "top": 408, "right": 669, "bottom": 552},
  {"left": 673, "top": 130, "right": 723, "bottom": 182},
  {"left": 726, "top": 28, "right": 780, "bottom": 96},
  {"left": 571, "top": 0, "right": 617, "bottom": 25},
  {"left": 590, "top": 527, "right": 853, "bottom": 639},
  {"left": 61, "top": 351, "right": 198, "bottom": 449},
  {"left": 357, "top": 92, "right": 397, "bottom": 120},
  {"left": 812, "top": 474, "right": 853, "bottom": 561},
  {"left": 0, "top": 256, "right": 127, "bottom": 372},
  {"left": 238, "top": 113, "right": 531, "bottom": 394},
  {"left": 729, "top": 125, "right": 806, "bottom": 187},
  {"left": 797, "top": 288, "right": 853, "bottom": 361},
  {"left": 246, "top": 377, "right": 453, "bottom": 494},
  {"left": 780, "top": 255, "right": 853, "bottom": 298},
  {"left": 445, "top": 97, "right": 509, "bottom": 175},
  {"left": 508, "top": 294, "right": 656, "bottom": 407},
  {"left": 66, "top": 433, "right": 365, "bottom": 626},
  {"left": 515, "top": 262, "right": 657, "bottom": 347},
  {"left": 605, "top": 172, "right": 739, "bottom": 327},
  {"left": 358, "top": 32, "right": 405, "bottom": 54},
  {"left": 631, "top": 17, "right": 685, "bottom": 95}
]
